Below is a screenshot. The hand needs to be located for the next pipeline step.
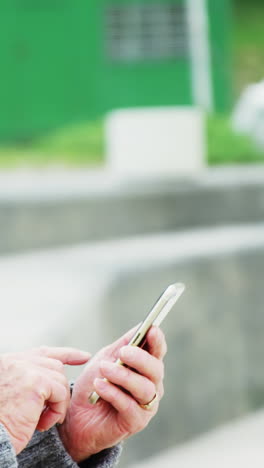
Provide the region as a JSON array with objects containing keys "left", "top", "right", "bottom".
[
  {"left": 58, "top": 326, "right": 167, "bottom": 463},
  {"left": 0, "top": 346, "right": 90, "bottom": 454}
]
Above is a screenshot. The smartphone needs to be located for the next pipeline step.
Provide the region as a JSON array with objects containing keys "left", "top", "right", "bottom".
[{"left": 89, "top": 282, "right": 185, "bottom": 404}]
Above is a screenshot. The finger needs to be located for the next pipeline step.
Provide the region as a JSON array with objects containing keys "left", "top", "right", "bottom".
[
  {"left": 120, "top": 346, "right": 164, "bottom": 386},
  {"left": 93, "top": 378, "right": 156, "bottom": 433},
  {"left": 105, "top": 325, "right": 140, "bottom": 360},
  {"left": 100, "top": 360, "right": 156, "bottom": 406},
  {"left": 106, "top": 324, "right": 139, "bottom": 352},
  {"left": 43, "top": 369, "right": 71, "bottom": 418},
  {"left": 37, "top": 401, "right": 67, "bottom": 431},
  {"left": 41, "top": 368, "right": 69, "bottom": 390},
  {"left": 28, "top": 357, "right": 65, "bottom": 374},
  {"left": 93, "top": 378, "right": 138, "bottom": 416},
  {"left": 145, "top": 326, "right": 167, "bottom": 360},
  {"left": 36, "top": 381, "right": 69, "bottom": 431},
  {"left": 38, "top": 347, "right": 91, "bottom": 365}
]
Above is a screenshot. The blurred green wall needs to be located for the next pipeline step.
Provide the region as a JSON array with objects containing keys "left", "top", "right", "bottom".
[{"left": 0, "top": 0, "right": 231, "bottom": 142}]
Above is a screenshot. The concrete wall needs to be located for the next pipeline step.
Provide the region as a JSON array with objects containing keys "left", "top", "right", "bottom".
[
  {"left": 128, "top": 410, "right": 264, "bottom": 468},
  {"left": 2, "top": 167, "right": 264, "bottom": 466},
  {"left": 1, "top": 166, "right": 264, "bottom": 254},
  {"left": 1, "top": 224, "right": 264, "bottom": 466},
  {"left": 99, "top": 229, "right": 264, "bottom": 466}
]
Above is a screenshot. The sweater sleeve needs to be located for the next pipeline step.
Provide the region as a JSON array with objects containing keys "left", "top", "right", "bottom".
[
  {"left": 17, "top": 426, "right": 122, "bottom": 468},
  {"left": 0, "top": 424, "right": 17, "bottom": 468}
]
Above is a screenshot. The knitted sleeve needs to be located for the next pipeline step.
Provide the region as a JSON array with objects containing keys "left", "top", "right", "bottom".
[
  {"left": 17, "top": 426, "right": 122, "bottom": 468},
  {"left": 0, "top": 423, "right": 17, "bottom": 468},
  {"left": 0, "top": 423, "right": 122, "bottom": 468}
]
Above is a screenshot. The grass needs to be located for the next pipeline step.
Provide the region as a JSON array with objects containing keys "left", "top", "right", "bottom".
[
  {"left": 0, "top": 120, "right": 105, "bottom": 168},
  {"left": 206, "top": 0, "right": 264, "bottom": 165},
  {"left": 233, "top": 0, "right": 264, "bottom": 97},
  {"left": 207, "top": 115, "right": 264, "bottom": 165},
  {"left": 0, "top": 0, "right": 264, "bottom": 168},
  {"left": 1, "top": 115, "right": 264, "bottom": 168}
]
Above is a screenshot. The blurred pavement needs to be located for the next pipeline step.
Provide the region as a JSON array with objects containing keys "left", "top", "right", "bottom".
[{"left": 128, "top": 410, "right": 264, "bottom": 468}]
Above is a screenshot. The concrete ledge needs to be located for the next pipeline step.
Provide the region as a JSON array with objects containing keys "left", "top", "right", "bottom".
[
  {"left": 1, "top": 224, "right": 264, "bottom": 465},
  {"left": 127, "top": 410, "right": 264, "bottom": 468},
  {"left": 2, "top": 166, "right": 264, "bottom": 253}
]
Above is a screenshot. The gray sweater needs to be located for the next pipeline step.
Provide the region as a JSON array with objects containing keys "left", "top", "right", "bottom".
[{"left": 0, "top": 423, "right": 122, "bottom": 468}]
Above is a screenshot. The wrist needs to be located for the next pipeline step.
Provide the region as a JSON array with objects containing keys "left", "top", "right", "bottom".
[
  {"left": 57, "top": 420, "right": 71, "bottom": 458},
  {"left": 57, "top": 417, "right": 91, "bottom": 463},
  {"left": 57, "top": 383, "right": 83, "bottom": 463}
]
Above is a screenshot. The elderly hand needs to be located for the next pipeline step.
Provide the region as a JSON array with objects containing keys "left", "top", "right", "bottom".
[
  {"left": 0, "top": 346, "right": 90, "bottom": 455},
  {"left": 58, "top": 326, "right": 167, "bottom": 463}
]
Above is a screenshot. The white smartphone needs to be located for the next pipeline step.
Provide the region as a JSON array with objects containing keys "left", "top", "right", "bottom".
[{"left": 89, "top": 282, "right": 185, "bottom": 405}]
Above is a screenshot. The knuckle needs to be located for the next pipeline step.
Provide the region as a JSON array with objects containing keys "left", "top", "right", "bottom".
[
  {"left": 9, "top": 359, "right": 25, "bottom": 373},
  {"left": 59, "top": 383, "right": 68, "bottom": 400},
  {"left": 51, "top": 369, "right": 67, "bottom": 389},
  {"left": 54, "top": 373, "right": 66, "bottom": 389},
  {"left": 61, "top": 371, "right": 68, "bottom": 383},
  {"left": 39, "top": 346, "right": 49, "bottom": 356},
  {"left": 137, "top": 381, "right": 155, "bottom": 405},
  {"left": 1, "top": 354, "right": 19, "bottom": 372},
  {"left": 39, "top": 370, "right": 53, "bottom": 387},
  {"left": 109, "top": 384, "right": 120, "bottom": 403},
  {"left": 53, "top": 359, "right": 64, "bottom": 372},
  {"left": 35, "top": 373, "right": 47, "bottom": 388},
  {"left": 33, "top": 378, "right": 49, "bottom": 399},
  {"left": 122, "top": 394, "right": 134, "bottom": 415},
  {"left": 120, "top": 364, "right": 130, "bottom": 381},
  {"left": 62, "top": 376, "right": 69, "bottom": 391},
  {"left": 4, "top": 357, "right": 15, "bottom": 370},
  {"left": 142, "top": 381, "right": 155, "bottom": 403}
]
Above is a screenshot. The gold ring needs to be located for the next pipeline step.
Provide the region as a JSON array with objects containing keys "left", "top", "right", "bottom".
[{"left": 139, "top": 392, "right": 159, "bottom": 411}]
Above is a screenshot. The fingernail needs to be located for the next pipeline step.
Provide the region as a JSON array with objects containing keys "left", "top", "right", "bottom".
[
  {"left": 80, "top": 351, "right": 91, "bottom": 358},
  {"left": 94, "top": 378, "right": 107, "bottom": 390},
  {"left": 120, "top": 346, "right": 133, "bottom": 360},
  {"left": 70, "top": 351, "right": 91, "bottom": 364}
]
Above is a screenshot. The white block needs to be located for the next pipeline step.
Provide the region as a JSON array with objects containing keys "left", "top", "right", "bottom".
[{"left": 105, "top": 107, "right": 205, "bottom": 176}]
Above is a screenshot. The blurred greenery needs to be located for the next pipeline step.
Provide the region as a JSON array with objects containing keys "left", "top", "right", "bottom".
[
  {"left": 233, "top": 0, "right": 264, "bottom": 96},
  {"left": 0, "top": 121, "right": 105, "bottom": 168},
  {"left": 1, "top": 115, "right": 263, "bottom": 168},
  {"left": 207, "top": 115, "right": 264, "bottom": 165},
  {"left": 0, "top": 0, "right": 264, "bottom": 168}
]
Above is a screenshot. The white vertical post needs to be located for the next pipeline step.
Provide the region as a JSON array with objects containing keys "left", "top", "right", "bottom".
[{"left": 186, "top": 0, "right": 214, "bottom": 111}]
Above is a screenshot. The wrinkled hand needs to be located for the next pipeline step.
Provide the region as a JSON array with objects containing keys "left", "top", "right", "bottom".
[
  {"left": 0, "top": 346, "right": 90, "bottom": 454},
  {"left": 58, "top": 326, "right": 167, "bottom": 463}
]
